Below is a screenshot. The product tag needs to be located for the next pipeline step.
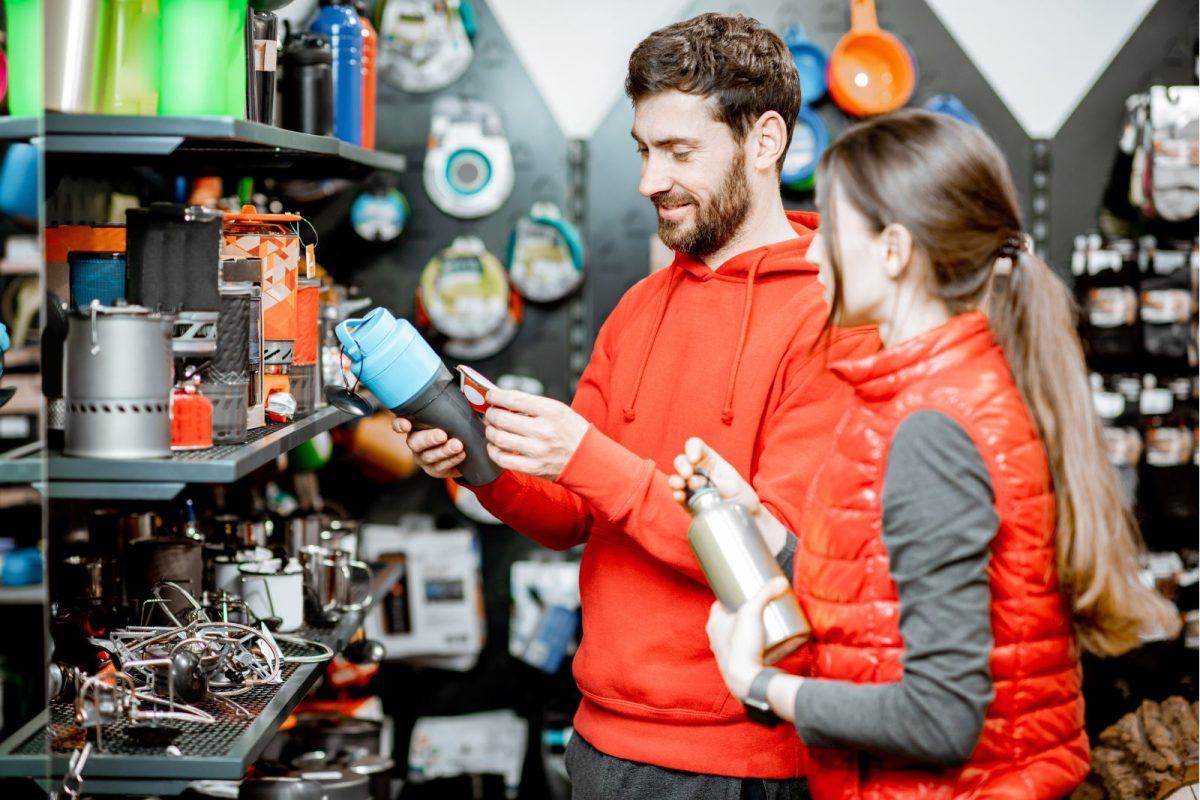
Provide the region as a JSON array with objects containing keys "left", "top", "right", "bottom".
[
  {"left": 1087, "top": 249, "right": 1123, "bottom": 276},
  {"left": 1087, "top": 287, "right": 1138, "bottom": 328},
  {"left": 1146, "top": 425, "right": 1193, "bottom": 466},
  {"left": 1140, "top": 289, "right": 1191, "bottom": 324},
  {"left": 253, "top": 39, "right": 278, "bottom": 72},
  {"left": 1101, "top": 426, "right": 1143, "bottom": 466},
  {"left": 457, "top": 365, "right": 498, "bottom": 414}
]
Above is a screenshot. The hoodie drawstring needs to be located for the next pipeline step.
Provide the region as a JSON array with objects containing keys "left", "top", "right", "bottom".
[
  {"left": 721, "top": 253, "right": 766, "bottom": 425},
  {"left": 622, "top": 267, "right": 681, "bottom": 422}
]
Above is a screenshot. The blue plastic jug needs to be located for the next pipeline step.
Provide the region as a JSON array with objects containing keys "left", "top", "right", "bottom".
[
  {"left": 309, "top": 0, "right": 363, "bottom": 145},
  {"left": 336, "top": 308, "right": 501, "bottom": 485}
]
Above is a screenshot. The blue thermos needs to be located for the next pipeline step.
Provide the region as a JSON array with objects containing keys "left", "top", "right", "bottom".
[
  {"left": 336, "top": 308, "right": 501, "bottom": 485},
  {"left": 309, "top": 0, "right": 363, "bottom": 145}
]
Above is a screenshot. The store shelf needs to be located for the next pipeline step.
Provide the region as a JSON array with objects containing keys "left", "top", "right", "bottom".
[
  {"left": 43, "top": 114, "right": 406, "bottom": 175},
  {"left": 0, "top": 441, "right": 44, "bottom": 485},
  {"left": 0, "top": 561, "right": 402, "bottom": 796},
  {"left": 0, "top": 118, "right": 38, "bottom": 142},
  {"left": 1, "top": 407, "right": 350, "bottom": 494},
  {"left": 43, "top": 407, "right": 350, "bottom": 497},
  {"left": 0, "top": 584, "right": 46, "bottom": 605},
  {"left": 0, "top": 260, "right": 39, "bottom": 276}
]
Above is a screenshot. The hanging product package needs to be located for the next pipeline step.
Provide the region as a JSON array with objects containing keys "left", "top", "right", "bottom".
[
  {"left": 375, "top": 0, "right": 474, "bottom": 93},
  {"left": 423, "top": 96, "right": 514, "bottom": 219},
  {"left": 1138, "top": 238, "right": 1194, "bottom": 360},
  {"left": 506, "top": 203, "right": 585, "bottom": 303},
  {"left": 360, "top": 521, "right": 485, "bottom": 669},
  {"left": 415, "top": 236, "right": 521, "bottom": 360},
  {"left": 1145, "top": 86, "right": 1199, "bottom": 222}
]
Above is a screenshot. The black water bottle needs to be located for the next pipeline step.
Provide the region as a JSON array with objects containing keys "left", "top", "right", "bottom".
[{"left": 280, "top": 32, "right": 334, "bottom": 136}]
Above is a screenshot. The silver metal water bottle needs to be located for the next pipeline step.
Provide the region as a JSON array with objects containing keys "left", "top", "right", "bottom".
[{"left": 686, "top": 480, "right": 809, "bottom": 664}]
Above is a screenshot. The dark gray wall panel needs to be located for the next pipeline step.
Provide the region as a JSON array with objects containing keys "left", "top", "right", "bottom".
[{"left": 1049, "top": 0, "right": 1198, "bottom": 271}]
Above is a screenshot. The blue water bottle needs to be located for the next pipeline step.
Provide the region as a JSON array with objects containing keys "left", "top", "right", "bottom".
[
  {"left": 309, "top": 0, "right": 363, "bottom": 145},
  {"left": 336, "top": 308, "right": 501, "bottom": 485}
]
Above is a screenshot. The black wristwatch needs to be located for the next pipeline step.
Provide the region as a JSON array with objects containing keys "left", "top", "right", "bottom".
[{"left": 742, "top": 667, "right": 783, "bottom": 727}]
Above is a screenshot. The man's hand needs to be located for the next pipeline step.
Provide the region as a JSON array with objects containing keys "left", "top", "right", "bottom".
[
  {"left": 391, "top": 416, "right": 465, "bottom": 479},
  {"left": 482, "top": 388, "right": 589, "bottom": 480}
]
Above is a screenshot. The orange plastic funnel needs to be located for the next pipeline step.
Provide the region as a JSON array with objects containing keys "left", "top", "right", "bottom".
[{"left": 828, "top": 0, "right": 915, "bottom": 116}]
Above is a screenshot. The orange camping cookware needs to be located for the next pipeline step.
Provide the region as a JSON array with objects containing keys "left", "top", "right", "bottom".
[{"left": 828, "top": 0, "right": 916, "bottom": 117}]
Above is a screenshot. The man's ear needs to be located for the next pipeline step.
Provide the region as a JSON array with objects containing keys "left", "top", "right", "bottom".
[{"left": 752, "top": 111, "right": 789, "bottom": 173}]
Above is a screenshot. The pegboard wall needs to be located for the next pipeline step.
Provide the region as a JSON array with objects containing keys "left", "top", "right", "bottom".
[{"left": 328, "top": 0, "right": 1200, "bottom": 412}]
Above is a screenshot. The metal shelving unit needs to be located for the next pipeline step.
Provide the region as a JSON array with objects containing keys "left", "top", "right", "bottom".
[
  {"left": 32, "top": 407, "right": 351, "bottom": 499},
  {"left": 0, "top": 584, "right": 46, "bottom": 605},
  {"left": 0, "top": 441, "right": 44, "bottom": 485},
  {"left": 43, "top": 114, "right": 406, "bottom": 175},
  {"left": 0, "top": 117, "right": 39, "bottom": 142},
  {"left": 0, "top": 561, "right": 401, "bottom": 796}
]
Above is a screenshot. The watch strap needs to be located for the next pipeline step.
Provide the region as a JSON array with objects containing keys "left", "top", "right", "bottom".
[{"left": 743, "top": 666, "right": 784, "bottom": 727}]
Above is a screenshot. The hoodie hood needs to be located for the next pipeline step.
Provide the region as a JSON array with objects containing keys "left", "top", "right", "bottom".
[{"left": 623, "top": 211, "right": 821, "bottom": 424}]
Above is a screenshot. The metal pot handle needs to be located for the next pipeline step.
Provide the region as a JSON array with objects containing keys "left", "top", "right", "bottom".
[{"left": 341, "top": 560, "right": 374, "bottom": 612}]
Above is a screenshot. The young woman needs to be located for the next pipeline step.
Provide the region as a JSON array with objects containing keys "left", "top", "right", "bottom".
[{"left": 670, "top": 109, "right": 1181, "bottom": 799}]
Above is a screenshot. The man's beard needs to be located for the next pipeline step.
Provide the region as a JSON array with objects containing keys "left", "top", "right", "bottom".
[{"left": 653, "top": 150, "right": 751, "bottom": 259}]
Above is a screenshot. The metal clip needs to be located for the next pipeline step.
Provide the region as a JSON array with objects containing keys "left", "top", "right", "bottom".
[{"left": 60, "top": 741, "right": 92, "bottom": 798}]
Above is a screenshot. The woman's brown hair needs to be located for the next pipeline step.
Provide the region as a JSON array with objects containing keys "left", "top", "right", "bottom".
[{"left": 815, "top": 109, "right": 1180, "bottom": 656}]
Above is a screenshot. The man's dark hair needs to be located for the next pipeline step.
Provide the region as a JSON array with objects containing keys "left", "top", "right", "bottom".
[{"left": 625, "top": 13, "right": 801, "bottom": 172}]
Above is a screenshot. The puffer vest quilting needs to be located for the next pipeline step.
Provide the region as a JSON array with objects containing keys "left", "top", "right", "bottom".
[{"left": 794, "top": 311, "right": 1089, "bottom": 799}]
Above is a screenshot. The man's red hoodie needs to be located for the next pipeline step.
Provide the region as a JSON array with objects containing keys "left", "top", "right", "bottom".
[{"left": 470, "top": 211, "right": 878, "bottom": 777}]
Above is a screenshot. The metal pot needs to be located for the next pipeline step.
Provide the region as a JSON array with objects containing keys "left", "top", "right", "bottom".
[
  {"left": 65, "top": 303, "right": 174, "bottom": 459},
  {"left": 280, "top": 713, "right": 383, "bottom": 766},
  {"left": 298, "top": 546, "right": 371, "bottom": 616}
]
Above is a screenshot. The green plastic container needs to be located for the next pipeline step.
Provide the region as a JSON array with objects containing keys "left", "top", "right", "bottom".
[
  {"left": 159, "top": 0, "right": 244, "bottom": 116},
  {"left": 99, "top": 0, "right": 161, "bottom": 114},
  {"left": 225, "top": 0, "right": 247, "bottom": 117},
  {"left": 4, "top": 0, "right": 44, "bottom": 116}
]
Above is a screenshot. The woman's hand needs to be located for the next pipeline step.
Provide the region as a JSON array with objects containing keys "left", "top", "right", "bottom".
[
  {"left": 706, "top": 576, "right": 791, "bottom": 700},
  {"left": 668, "top": 437, "right": 762, "bottom": 512},
  {"left": 668, "top": 437, "right": 791, "bottom": 553}
]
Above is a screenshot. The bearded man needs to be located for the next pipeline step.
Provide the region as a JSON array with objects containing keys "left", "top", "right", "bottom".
[{"left": 393, "top": 13, "right": 877, "bottom": 800}]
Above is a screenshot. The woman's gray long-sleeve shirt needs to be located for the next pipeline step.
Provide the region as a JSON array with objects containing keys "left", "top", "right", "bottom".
[{"left": 775, "top": 410, "right": 998, "bottom": 767}]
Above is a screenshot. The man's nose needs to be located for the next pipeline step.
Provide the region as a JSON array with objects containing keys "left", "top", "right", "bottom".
[{"left": 639, "top": 156, "right": 673, "bottom": 199}]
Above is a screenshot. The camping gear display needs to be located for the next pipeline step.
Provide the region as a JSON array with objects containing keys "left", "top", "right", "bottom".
[
  {"left": 924, "top": 94, "right": 980, "bottom": 127},
  {"left": 98, "top": 0, "right": 162, "bottom": 115},
  {"left": 415, "top": 236, "right": 521, "bottom": 360},
  {"left": 784, "top": 25, "right": 827, "bottom": 106},
  {"left": 223, "top": 206, "right": 302, "bottom": 368},
  {"left": 333, "top": 307, "right": 501, "bottom": 485},
  {"left": 159, "top": 0, "right": 249, "bottom": 116},
  {"left": 68, "top": 252, "right": 127, "bottom": 310},
  {"left": 64, "top": 304, "right": 174, "bottom": 460},
  {"left": 281, "top": 32, "right": 335, "bottom": 136},
  {"left": 3, "top": 0, "right": 43, "bottom": 116},
  {"left": 250, "top": 9, "right": 280, "bottom": 123},
  {"left": 781, "top": 106, "right": 829, "bottom": 191},
  {"left": 357, "top": 1, "right": 378, "bottom": 148},
  {"left": 375, "top": 0, "right": 474, "bottom": 93},
  {"left": 423, "top": 97, "right": 514, "bottom": 219},
  {"left": 506, "top": 203, "right": 585, "bottom": 303},
  {"left": 43, "top": 0, "right": 105, "bottom": 113},
  {"left": 309, "top": 0, "right": 364, "bottom": 145},
  {"left": 351, "top": 185, "right": 409, "bottom": 242},
  {"left": 827, "top": 0, "right": 915, "bottom": 117}
]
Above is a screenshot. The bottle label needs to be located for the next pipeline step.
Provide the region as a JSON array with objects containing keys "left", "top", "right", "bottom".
[{"left": 254, "top": 39, "right": 279, "bottom": 73}]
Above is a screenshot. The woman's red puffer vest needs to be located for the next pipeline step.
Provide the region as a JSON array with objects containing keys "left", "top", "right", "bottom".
[{"left": 793, "top": 311, "right": 1089, "bottom": 799}]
